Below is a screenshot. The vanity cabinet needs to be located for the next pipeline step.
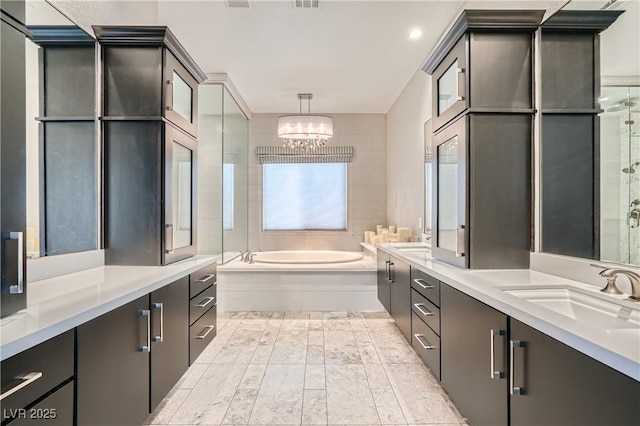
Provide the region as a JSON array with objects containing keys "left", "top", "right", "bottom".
[
  {"left": 189, "top": 263, "right": 218, "bottom": 364},
  {"left": 0, "top": 331, "right": 74, "bottom": 425},
  {"left": 410, "top": 268, "right": 441, "bottom": 379},
  {"left": 76, "top": 295, "right": 150, "bottom": 426},
  {"left": 440, "top": 284, "right": 508, "bottom": 426},
  {"left": 95, "top": 26, "right": 206, "bottom": 266},
  {"left": 376, "top": 250, "right": 410, "bottom": 341}
]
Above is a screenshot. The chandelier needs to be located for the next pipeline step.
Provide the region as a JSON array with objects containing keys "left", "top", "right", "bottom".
[{"left": 277, "top": 93, "right": 333, "bottom": 152}]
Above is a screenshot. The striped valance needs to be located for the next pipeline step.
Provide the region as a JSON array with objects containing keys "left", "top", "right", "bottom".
[{"left": 256, "top": 146, "right": 354, "bottom": 164}]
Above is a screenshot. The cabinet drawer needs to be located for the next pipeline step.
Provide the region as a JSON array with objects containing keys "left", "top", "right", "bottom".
[
  {"left": 1, "top": 330, "right": 74, "bottom": 412},
  {"left": 10, "top": 381, "right": 74, "bottom": 426},
  {"left": 189, "top": 305, "right": 217, "bottom": 365},
  {"left": 190, "top": 263, "right": 217, "bottom": 298},
  {"left": 190, "top": 285, "right": 216, "bottom": 325},
  {"left": 411, "top": 289, "right": 440, "bottom": 335},
  {"left": 411, "top": 313, "right": 441, "bottom": 380},
  {"left": 411, "top": 268, "right": 440, "bottom": 307}
]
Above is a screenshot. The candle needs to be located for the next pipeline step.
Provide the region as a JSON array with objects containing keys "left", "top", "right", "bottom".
[
  {"left": 380, "top": 231, "right": 389, "bottom": 243},
  {"left": 372, "top": 236, "right": 380, "bottom": 245},
  {"left": 376, "top": 225, "right": 384, "bottom": 234},
  {"left": 389, "top": 225, "right": 397, "bottom": 234},
  {"left": 397, "top": 227, "right": 411, "bottom": 242}
]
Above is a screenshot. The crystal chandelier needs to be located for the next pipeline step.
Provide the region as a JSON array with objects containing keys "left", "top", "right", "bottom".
[{"left": 277, "top": 93, "right": 333, "bottom": 152}]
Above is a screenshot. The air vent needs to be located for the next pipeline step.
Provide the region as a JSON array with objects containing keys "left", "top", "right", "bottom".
[
  {"left": 295, "top": 0, "right": 319, "bottom": 8},
  {"left": 226, "top": 0, "right": 251, "bottom": 8}
]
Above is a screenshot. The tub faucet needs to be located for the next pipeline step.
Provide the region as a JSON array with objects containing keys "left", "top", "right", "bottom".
[
  {"left": 592, "top": 265, "right": 640, "bottom": 301},
  {"left": 244, "top": 248, "right": 262, "bottom": 263}
]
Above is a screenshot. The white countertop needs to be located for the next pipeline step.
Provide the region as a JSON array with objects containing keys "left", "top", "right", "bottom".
[
  {"left": 377, "top": 244, "right": 640, "bottom": 382},
  {"left": 0, "top": 255, "right": 217, "bottom": 361}
]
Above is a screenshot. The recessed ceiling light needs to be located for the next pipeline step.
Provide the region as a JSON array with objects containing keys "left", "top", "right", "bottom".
[{"left": 409, "top": 28, "right": 422, "bottom": 40}]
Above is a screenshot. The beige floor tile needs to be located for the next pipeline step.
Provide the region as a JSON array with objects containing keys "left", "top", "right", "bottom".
[
  {"left": 323, "top": 319, "right": 352, "bottom": 331},
  {"left": 249, "top": 364, "right": 306, "bottom": 424},
  {"left": 384, "top": 364, "right": 459, "bottom": 424},
  {"left": 309, "top": 320, "right": 324, "bottom": 331},
  {"left": 349, "top": 318, "right": 368, "bottom": 330},
  {"left": 174, "top": 363, "right": 208, "bottom": 389},
  {"left": 353, "top": 331, "right": 381, "bottom": 364},
  {"left": 307, "top": 345, "right": 326, "bottom": 364},
  {"left": 270, "top": 329, "right": 308, "bottom": 364},
  {"left": 285, "top": 311, "right": 311, "bottom": 319},
  {"left": 371, "top": 388, "right": 406, "bottom": 425},
  {"left": 305, "top": 364, "right": 326, "bottom": 389},
  {"left": 309, "top": 312, "right": 324, "bottom": 320},
  {"left": 324, "top": 331, "right": 362, "bottom": 364},
  {"left": 213, "top": 328, "right": 264, "bottom": 364},
  {"left": 221, "top": 389, "right": 259, "bottom": 425},
  {"left": 325, "top": 364, "right": 380, "bottom": 425},
  {"left": 369, "top": 330, "right": 421, "bottom": 364},
  {"left": 323, "top": 312, "right": 348, "bottom": 320},
  {"left": 250, "top": 324, "right": 280, "bottom": 364},
  {"left": 302, "top": 389, "right": 328, "bottom": 425},
  {"left": 145, "top": 388, "right": 190, "bottom": 425},
  {"left": 281, "top": 319, "right": 310, "bottom": 330},
  {"left": 239, "top": 364, "right": 267, "bottom": 389},
  {"left": 363, "top": 364, "right": 390, "bottom": 389},
  {"left": 308, "top": 330, "right": 324, "bottom": 346}
]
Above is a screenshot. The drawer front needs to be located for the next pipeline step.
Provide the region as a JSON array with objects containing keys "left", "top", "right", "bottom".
[
  {"left": 411, "top": 268, "right": 440, "bottom": 307},
  {"left": 189, "top": 305, "right": 217, "bottom": 365},
  {"left": 10, "top": 381, "right": 74, "bottom": 426},
  {"left": 411, "top": 289, "right": 440, "bottom": 335},
  {"left": 190, "top": 285, "right": 216, "bottom": 325},
  {"left": 190, "top": 263, "right": 217, "bottom": 299},
  {"left": 1, "top": 331, "right": 74, "bottom": 412},
  {"left": 411, "top": 313, "right": 441, "bottom": 380}
]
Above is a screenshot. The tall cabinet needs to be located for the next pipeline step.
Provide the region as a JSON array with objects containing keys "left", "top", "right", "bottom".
[
  {"left": 94, "top": 26, "right": 207, "bottom": 266},
  {"left": 423, "top": 10, "right": 543, "bottom": 269}
]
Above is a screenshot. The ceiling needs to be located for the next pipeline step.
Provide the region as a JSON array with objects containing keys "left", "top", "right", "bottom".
[{"left": 52, "top": 0, "right": 572, "bottom": 114}]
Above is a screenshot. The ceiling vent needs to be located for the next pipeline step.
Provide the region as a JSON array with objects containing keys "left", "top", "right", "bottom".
[
  {"left": 295, "top": 0, "right": 320, "bottom": 8},
  {"left": 226, "top": 0, "right": 251, "bottom": 8}
]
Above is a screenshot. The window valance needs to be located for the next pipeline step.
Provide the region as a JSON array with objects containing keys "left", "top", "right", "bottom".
[{"left": 256, "top": 146, "right": 354, "bottom": 164}]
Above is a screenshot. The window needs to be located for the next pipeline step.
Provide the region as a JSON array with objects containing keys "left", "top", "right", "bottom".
[
  {"left": 263, "top": 163, "right": 347, "bottom": 230},
  {"left": 223, "top": 163, "right": 234, "bottom": 230}
]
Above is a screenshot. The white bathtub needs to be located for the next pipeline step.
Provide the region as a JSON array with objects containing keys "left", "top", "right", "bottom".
[
  {"left": 217, "top": 250, "right": 381, "bottom": 311},
  {"left": 252, "top": 250, "right": 363, "bottom": 264}
]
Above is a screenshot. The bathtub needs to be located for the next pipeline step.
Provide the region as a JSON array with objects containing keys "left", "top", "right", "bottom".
[
  {"left": 252, "top": 250, "right": 363, "bottom": 264},
  {"left": 217, "top": 250, "right": 381, "bottom": 311}
]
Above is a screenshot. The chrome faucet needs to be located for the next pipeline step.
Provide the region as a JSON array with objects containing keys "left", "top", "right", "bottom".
[
  {"left": 243, "top": 248, "right": 262, "bottom": 263},
  {"left": 593, "top": 265, "right": 640, "bottom": 301}
]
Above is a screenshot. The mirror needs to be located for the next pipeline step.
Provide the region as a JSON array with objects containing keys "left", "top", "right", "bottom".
[
  {"left": 424, "top": 119, "right": 432, "bottom": 237},
  {"left": 20, "top": 0, "right": 99, "bottom": 258},
  {"left": 541, "top": 0, "right": 640, "bottom": 266}
]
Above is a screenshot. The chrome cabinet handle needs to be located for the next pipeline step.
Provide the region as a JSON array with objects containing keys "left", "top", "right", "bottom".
[
  {"left": 413, "top": 303, "right": 434, "bottom": 317},
  {"left": 151, "top": 302, "right": 164, "bottom": 343},
  {"left": 2, "top": 232, "right": 24, "bottom": 294},
  {"left": 0, "top": 372, "right": 43, "bottom": 401},
  {"left": 384, "top": 260, "right": 390, "bottom": 282},
  {"left": 195, "top": 296, "right": 215, "bottom": 308},
  {"left": 388, "top": 261, "right": 394, "bottom": 283},
  {"left": 456, "top": 67, "right": 466, "bottom": 101},
  {"left": 165, "top": 224, "right": 174, "bottom": 254},
  {"left": 490, "top": 329, "right": 505, "bottom": 379},
  {"left": 413, "top": 278, "right": 434, "bottom": 290},
  {"left": 139, "top": 309, "right": 151, "bottom": 352},
  {"left": 196, "top": 325, "right": 214, "bottom": 339},
  {"left": 456, "top": 225, "right": 465, "bottom": 258},
  {"left": 510, "top": 340, "right": 525, "bottom": 395},
  {"left": 414, "top": 334, "right": 436, "bottom": 350},
  {"left": 196, "top": 274, "right": 215, "bottom": 283}
]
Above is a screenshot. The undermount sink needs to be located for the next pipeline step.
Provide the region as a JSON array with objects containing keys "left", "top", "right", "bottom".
[{"left": 503, "top": 287, "right": 640, "bottom": 330}]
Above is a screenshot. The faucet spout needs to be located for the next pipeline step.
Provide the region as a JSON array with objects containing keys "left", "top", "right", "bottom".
[{"left": 597, "top": 267, "right": 640, "bottom": 301}]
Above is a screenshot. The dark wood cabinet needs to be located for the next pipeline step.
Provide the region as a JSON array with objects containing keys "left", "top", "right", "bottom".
[
  {"left": 9, "top": 382, "right": 73, "bottom": 426},
  {"left": 376, "top": 249, "right": 391, "bottom": 313},
  {"left": 96, "top": 26, "right": 206, "bottom": 266},
  {"left": 509, "top": 318, "right": 640, "bottom": 426},
  {"left": 440, "top": 284, "right": 508, "bottom": 426},
  {"left": 389, "top": 256, "right": 411, "bottom": 341},
  {"left": 150, "top": 277, "right": 189, "bottom": 411},
  {"left": 76, "top": 296, "right": 150, "bottom": 426},
  {"left": 189, "top": 263, "right": 217, "bottom": 364}
]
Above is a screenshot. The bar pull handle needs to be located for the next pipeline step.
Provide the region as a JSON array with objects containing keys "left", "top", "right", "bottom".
[
  {"left": 456, "top": 67, "right": 466, "bottom": 101},
  {"left": 384, "top": 260, "right": 390, "bottom": 282},
  {"left": 388, "top": 261, "right": 394, "bottom": 283},
  {"left": 0, "top": 372, "right": 43, "bottom": 401},
  {"left": 195, "top": 296, "right": 215, "bottom": 308},
  {"left": 414, "top": 334, "right": 436, "bottom": 350},
  {"left": 510, "top": 340, "right": 525, "bottom": 395},
  {"left": 2, "top": 232, "right": 24, "bottom": 294},
  {"left": 413, "top": 278, "right": 434, "bottom": 290},
  {"left": 413, "top": 303, "right": 434, "bottom": 317},
  {"left": 139, "top": 309, "right": 151, "bottom": 352},
  {"left": 456, "top": 225, "right": 465, "bottom": 258},
  {"left": 151, "top": 303, "right": 164, "bottom": 343},
  {"left": 196, "top": 325, "right": 214, "bottom": 339},
  {"left": 490, "top": 329, "right": 505, "bottom": 379},
  {"left": 196, "top": 274, "right": 215, "bottom": 283},
  {"left": 165, "top": 224, "right": 174, "bottom": 254}
]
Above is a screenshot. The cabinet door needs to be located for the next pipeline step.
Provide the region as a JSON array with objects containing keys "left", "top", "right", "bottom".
[
  {"left": 1, "top": 18, "right": 27, "bottom": 317},
  {"left": 376, "top": 250, "right": 390, "bottom": 313},
  {"left": 432, "top": 36, "right": 468, "bottom": 132},
  {"left": 510, "top": 318, "right": 640, "bottom": 426},
  {"left": 163, "top": 125, "right": 197, "bottom": 265},
  {"left": 164, "top": 51, "right": 199, "bottom": 137},
  {"left": 150, "top": 277, "right": 189, "bottom": 411},
  {"left": 77, "top": 296, "right": 150, "bottom": 426},
  {"left": 10, "top": 381, "right": 74, "bottom": 426},
  {"left": 441, "top": 284, "right": 507, "bottom": 426},
  {"left": 389, "top": 256, "right": 411, "bottom": 341},
  {"left": 432, "top": 116, "right": 468, "bottom": 268}
]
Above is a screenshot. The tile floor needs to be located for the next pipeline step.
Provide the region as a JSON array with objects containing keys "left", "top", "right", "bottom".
[{"left": 145, "top": 311, "right": 466, "bottom": 426}]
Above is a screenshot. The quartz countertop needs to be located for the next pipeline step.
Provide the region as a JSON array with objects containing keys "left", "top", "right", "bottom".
[
  {"left": 377, "top": 243, "right": 640, "bottom": 382},
  {"left": 0, "top": 255, "right": 218, "bottom": 361}
]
